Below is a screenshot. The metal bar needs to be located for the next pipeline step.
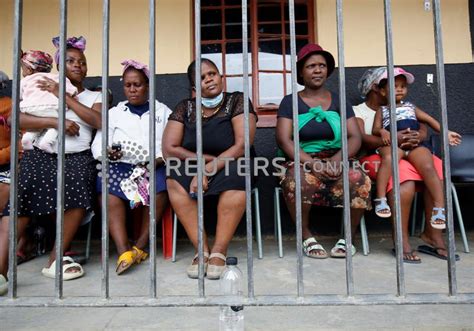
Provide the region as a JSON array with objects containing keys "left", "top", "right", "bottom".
[
  {"left": 431, "top": 0, "right": 457, "bottom": 295},
  {"left": 383, "top": 0, "right": 405, "bottom": 297},
  {"left": 148, "top": 0, "right": 158, "bottom": 299},
  {"left": 451, "top": 184, "right": 469, "bottom": 253},
  {"left": 335, "top": 0, "right": 354, "bottom": 297},
  {"left": 1, "top": 293, "right": 473, "bottom": 307},
  {"left": 288, "top": 0, "right": 304, "bottom": 298},
  {"left": 241, "top": 0, "right": 254, "bottom": 299},
  {"left": 7, "top": 0, "right": 23, "bottom": 299},
  {"left": 100, "top": 0, "right": 110, "bottom": 299},
  {"left": 194, "top": 0, "right": 205, "bottom": 297},
  {"left": 55, "top": 0, "right": 68, "bottom": 299}
]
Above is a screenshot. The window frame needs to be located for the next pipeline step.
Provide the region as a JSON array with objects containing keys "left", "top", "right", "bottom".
[{"left": 194, "top": 0, "right": 315, "bottom": 127}]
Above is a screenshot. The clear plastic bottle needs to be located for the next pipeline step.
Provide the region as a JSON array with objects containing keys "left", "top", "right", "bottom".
[
  {"left": 219, "top": 257, "right": 244, "bottom": 331},
  {"left": 34, "top": 226, "right": 46, "bottom": 256}
]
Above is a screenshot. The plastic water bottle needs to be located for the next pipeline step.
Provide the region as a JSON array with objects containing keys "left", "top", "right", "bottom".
[
  {"left": 219, "top": 257, "right": 244, "bottom": 331},
  {"left": 34, "top": 226, "right": 46, "bottom": 256}
]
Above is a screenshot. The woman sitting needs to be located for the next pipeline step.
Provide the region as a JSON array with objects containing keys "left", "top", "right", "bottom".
[
  {"left": 353, "top": 67, "right": 459, "bottom": 263},
  {"left": 276, "top": 43, "right": 371, "bottom": 259},
  {"left": 0, "top": 36, "right": 102, "bottom": 295},
  {"left": 92, "top": 60, "right": 171, "bottom": 275},
  {"left": 163, "top": 58, "right": 257, "bottom": 280}
]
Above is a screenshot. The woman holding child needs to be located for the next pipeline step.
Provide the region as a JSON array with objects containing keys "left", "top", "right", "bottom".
[
  {"left": 353, "top": 67, "right": 461, "bottom": 263},
  {"left": 0, "top": 36, "right": 101, "bottom": 294},
  {"left": 276, "top": 44, "right": 371, "bottom": 259}
]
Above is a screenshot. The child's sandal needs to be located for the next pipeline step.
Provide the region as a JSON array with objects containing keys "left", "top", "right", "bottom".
[
  {"left": 374, "top": 197, "right": 391, "bottom": 218},
  {"left": 430, "top": 207, "right": 446, "bottom": 230}
]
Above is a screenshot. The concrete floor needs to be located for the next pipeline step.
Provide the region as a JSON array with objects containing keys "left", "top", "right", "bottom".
[{"left": 1, "top": 233, "right": 473, "bottom": 330}]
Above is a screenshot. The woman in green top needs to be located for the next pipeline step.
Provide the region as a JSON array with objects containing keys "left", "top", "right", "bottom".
[{"left": 276, "top": 44, "right": 371, "bottom": 259}]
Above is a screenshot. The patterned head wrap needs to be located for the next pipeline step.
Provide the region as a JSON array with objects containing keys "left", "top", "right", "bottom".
[
  {"left": 20, "top": 50, "right": 53, "bottom": 73},
  {"left": 52, "top": 36, "right": 87, "bottom": 64},
  {"left": 0, "top": 71, "right": 8, "bottom": 90},
  {"left": 121, "top": 59, "right": 150, "bottom": 80},
  {"left": 358, "top": 66, "right": 387, "bottom": 98}
]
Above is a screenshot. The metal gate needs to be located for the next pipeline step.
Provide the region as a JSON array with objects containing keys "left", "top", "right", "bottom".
[{"left": 1, "top": 0, "right": 473, "bottom": 307}]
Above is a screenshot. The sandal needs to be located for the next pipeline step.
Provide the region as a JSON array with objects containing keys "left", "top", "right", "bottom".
[
  {"left": 132, "top": 246, "right": 148, "bottom": 264},
  {"left": 430, "top": 207, "right": 446, "bottom": 230},
  {"left": 0, "top": 274, "right": 8, "bottom": 296},
  {"left": 391, "top": 248, "right": 421, "bottom": 264},
  {"left": 41, "top": 256, "right": 84, "bottom": 280},
  {"left": 207, "top": 252, "right": 226, "bottom": 280},
  {"left": 187, "top": 251, "right": 210, "bottom": 279},
  {"left": 116, "top": 250, "right": 136, "bottom": 275},
  {"left": 302, "top": 237, "right": 328, "bottom": 259},
  {"left": 374, "top": 197, "right": 391, "bottom": 218},
  {"left": 330, "top": 239, "right": 356, "bottom": 258}
]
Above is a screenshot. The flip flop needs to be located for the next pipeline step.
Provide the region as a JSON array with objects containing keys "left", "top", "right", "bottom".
[
  {"left": 391, "top": 248, "right": 421, "bottom": 264},
  {"left": 417, "top": 245, "right": 460, "bottom": 261}
]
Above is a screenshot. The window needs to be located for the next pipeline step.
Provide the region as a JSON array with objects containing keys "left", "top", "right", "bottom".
[{"left": 198, "top": 0, "right": 315, "bottom": 127}]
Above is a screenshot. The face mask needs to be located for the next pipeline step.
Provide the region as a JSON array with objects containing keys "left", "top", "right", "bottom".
[{"left": 201, "top": 92, "right": 223, "bottom": 108}]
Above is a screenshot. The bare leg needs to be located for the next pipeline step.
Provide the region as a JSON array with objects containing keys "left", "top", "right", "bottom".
[
  {"left": 0, "top": 183, "right": 9, "bottom": 211},
  {"left": 208, "top": 190, "right": 246, "bottom": 266},
  {"left": 283, "top": 191, "right": 325, "bottom": 257},
  {"left": 420, "top": 184, "right": 447, "bottom": 257},
  {"left": 106, "top": 194, "right": 131, "bottom": 256},
  {"left": 407, "top": 147, "right": 444, "bottom": 207},
  {"left": 387, "top": 181, "right": 420, "bottom": 262},
  {"left": 46, "top": 208, "right": 85, "bottom": 273},
  {"left": 376, "top": 147, "right": 404, "bottom": 199},
  {"left": 167, "top": 179, "right": 210, "bottom": 258},
  {"left": 0, "top": 216, "right": 30, "bottom": 278},
  {"left": 135, "top": 191, "right": 169, "bottom": 250}
]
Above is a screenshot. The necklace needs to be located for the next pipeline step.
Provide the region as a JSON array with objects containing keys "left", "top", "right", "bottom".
[{"left": 201, "top": 99, "right": 224, "bottom": 119}]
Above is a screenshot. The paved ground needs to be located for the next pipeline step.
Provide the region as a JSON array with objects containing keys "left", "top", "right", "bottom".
[{"left": 1, "top": 233, "right": 473, "bottom": 330}]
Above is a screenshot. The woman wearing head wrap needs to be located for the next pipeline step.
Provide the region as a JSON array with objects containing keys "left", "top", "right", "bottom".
[
  {"left": 91, "top": 59, "right": 171, "bottom": 275},
  {"left": 353, "top": 67, "right": 458, "bottom": 263},
  {"left": 163, "top": 58, "right": 258, "bottom": 280},
  {"left": 19, "top": 49, "right": 78, "bottom": 153},
  {"left": 0, "top": 36, "right": 102, "bottom": 294},
  {"left": 275, "top": 44, "right": 371, "bottom": 259}
]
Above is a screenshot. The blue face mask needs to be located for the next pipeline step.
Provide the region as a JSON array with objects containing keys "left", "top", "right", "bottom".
[{"left": 201, "top": 92, "right": 223, "bottom": 108}]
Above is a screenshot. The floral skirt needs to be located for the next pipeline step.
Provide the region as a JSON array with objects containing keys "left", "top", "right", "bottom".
[{"left": 279, "top": 150, "right": 372, "bottom": 209}]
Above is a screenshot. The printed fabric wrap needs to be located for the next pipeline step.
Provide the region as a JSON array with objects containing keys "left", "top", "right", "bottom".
[{"left": 120, "top": 166, "right": 150, "bottom": 209}]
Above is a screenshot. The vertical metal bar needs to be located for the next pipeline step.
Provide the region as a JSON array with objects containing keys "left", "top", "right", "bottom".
[
  {"left": 241, "top": 0, "right": 254, "bottom": 299},
  {"left": 288, "top": 0, "right": 304, "bottom": 298},
  {"left": 194, "top": 0, "right": 205, "bottom": 297},
  {"left": 55, "top": 0, "right": 68, "bottom": 299},
  {"left": 100, "top": 0, "right": 110, "bottom": 299},
  {"left": 7, "top": 0, "right": 23, "bottom": 299},
  {"left": 148, "top": 0, "right": 158, "bottom": 298},
  {"left": 432, "top": 0, "right": 457, "bottom": 295},
  {"left": 335, "top": 0, "right": 354, "bottom": 297},
  {"left": 383, "top": 0, "right": 405, "bottom": 297}
]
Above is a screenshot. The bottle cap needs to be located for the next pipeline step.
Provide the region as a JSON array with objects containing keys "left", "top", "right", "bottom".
[{"left": 226, "top": 257, "right": 237, "bottom": 265}]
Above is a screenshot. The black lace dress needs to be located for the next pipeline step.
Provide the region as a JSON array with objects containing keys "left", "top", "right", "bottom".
[{"left": 167, "top": 92, "right": 257, "bottom": 196}]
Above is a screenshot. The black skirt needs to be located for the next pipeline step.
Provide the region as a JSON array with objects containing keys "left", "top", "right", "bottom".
[{"left": 4, "top": 148, "right": 96, "bottom": 217}]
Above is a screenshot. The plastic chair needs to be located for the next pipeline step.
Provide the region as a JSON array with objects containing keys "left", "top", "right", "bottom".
[
  {"left": 171, "top": 188, "right": 263, "bottom": 262},
  {"left": 273, "top": 186, "right": 370, "bottom": 257},
  {"left": 412, "top": 134, "right": 472, "bottom": 253}
]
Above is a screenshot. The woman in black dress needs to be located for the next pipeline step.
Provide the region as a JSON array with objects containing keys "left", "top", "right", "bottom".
[{"left": 163, "top": 59, "right": 257, "bottom": 279}]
